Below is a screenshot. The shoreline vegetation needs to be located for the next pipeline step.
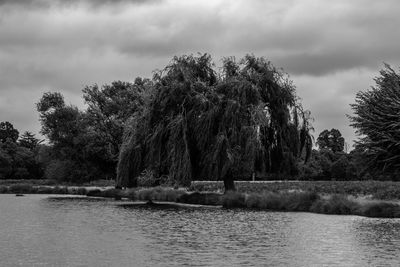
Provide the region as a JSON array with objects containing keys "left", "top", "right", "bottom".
[{"left": 2, "top": 180, "right": 400, "bottom": 218}]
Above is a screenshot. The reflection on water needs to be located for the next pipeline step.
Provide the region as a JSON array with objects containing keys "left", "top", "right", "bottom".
[{"left": 0, "top": 195, "right": 399, "bottom": 266}]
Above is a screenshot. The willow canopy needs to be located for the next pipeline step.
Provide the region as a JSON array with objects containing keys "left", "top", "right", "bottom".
[{"left": 117, "top": 54, "right": 313, "bottom": 191}]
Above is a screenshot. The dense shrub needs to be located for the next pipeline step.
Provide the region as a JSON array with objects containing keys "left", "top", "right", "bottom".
[
  {"left": 137, "top": 170, "right": 170, "bottom": 187},
  {"left": 98, "top": 188, "right": 124, "bottom": 198},
  {"left": 310, "top": 195, "right": 358, "bottom": 215},
  {"left": 360, "top": 202, "right": 400, "bottom": 218},
  {"left": 0, "top": 185, "right": 8, "bottom": 193},
  {"left": 68, "top": 187, "right": 88, "bottom": 195},
  {"left": 222, "top": 191, "right": 319, "bottom": 211},
  {"left": 36, "top": 186, "right": 55, "bottom": 194},
  {"left": 135, "top": 187, "right": 186, "bottom": 202},
  {"left": 125, "top": 189, "right": 136, "bottom": 200},
  {"left": 9, "top": 184, "right": 34, "bottom": 194},
  {"left": 86, "top": 189, "right": 102, "bottom": 197},
  {"left": 222, "top": 192, "right": 246, "bottom": 208},
  {"left": 331, "top": 156, "right": 350, "bottom": 180},
  {"left": 283, "top": 191, "right": 319, "bottom": 211},
  {"left": 137, "top": 170, "right": 158, "bottom": 187},
  {"left": 51, "top": 186, "right": 69, "bottom": 194}
]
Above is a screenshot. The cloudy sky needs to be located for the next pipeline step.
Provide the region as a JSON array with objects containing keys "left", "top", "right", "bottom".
[{"left": 1, "top": 0, "right": 399, "bottom": 148}]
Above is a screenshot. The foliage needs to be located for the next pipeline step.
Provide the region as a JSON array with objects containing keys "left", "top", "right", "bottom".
[
  {"left": 134, "top": 187, "right": 186, "bottom": 202},
  {"left": 316, "top": 129, "right": 344, "bottom": 153},
  {"left": 8, "top": 184, "right": 34, "bottom": 194},
  {"left": 136, "top": 169, "right": 169, "bottom": 187},
  {"left": 0, "top": 121, "right": 19, "bottom": 143},
  {"left": 117, "top": 54, "right": 313, "bottom": 191},
  {"left": 0, "top": 138, "right": 40, "bottom": 179},
  {"left": 330, "top": 155, "right": 349, "bottom": 180},
  {"left": 18, "top": 131, "right": 42, "bottom": 150},
  {"left": 36, "top": 80, "right": 150, "bottom": 183},
  {"left": 37, "top": 92, "right": 84, "bottom": 150},
  {"left": 360, "top": 202, "right": 400, "bottom": 218},
  {"left": 309, "top": 195, "right": 360, "bottom": 215},
  {"left": 82, "top": 80, "right": 151, "bottom": 162},
  {"left": 44, "top": 159, "right": 77, "bottom": 182},
  {"left": 349, "top": 64, "right": 400, "bottom": 175},
  {"left": 36, "top": 93, "right": 94, "bottom": 182}
]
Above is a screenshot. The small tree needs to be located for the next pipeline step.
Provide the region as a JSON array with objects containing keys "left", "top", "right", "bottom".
[
  {"left": 349, "top": 64, "right": 400, "bottom": 175},
  {"left": 316, "top": 129, "right": 345, "bottom": 153},
  {"left": 0, "top": 121, "right": 19, "bottom": 143},
  {"left": 19, "top": 131, "right": 42, "bottom": 150}
]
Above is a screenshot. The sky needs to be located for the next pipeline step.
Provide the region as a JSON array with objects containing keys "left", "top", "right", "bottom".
[{"left": 1, "top": 0, "right": 400, "bottom": 149}]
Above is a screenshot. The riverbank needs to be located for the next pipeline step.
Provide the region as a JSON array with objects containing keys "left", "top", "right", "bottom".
[
  {"left": 87, "top": 187, "right": 400, "bottom": 218},
  {"left": 2, "top": 180, "right": 400, "bottom": 218}
]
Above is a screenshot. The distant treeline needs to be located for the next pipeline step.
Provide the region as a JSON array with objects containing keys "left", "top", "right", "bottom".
[{"left": 1, "top": 55, "right": 399, "bottom": 184}]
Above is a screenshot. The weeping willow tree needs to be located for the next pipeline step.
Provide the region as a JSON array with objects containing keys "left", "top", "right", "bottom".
[{"left": 117, "top": 54, "right": 313, "bottom": 191}]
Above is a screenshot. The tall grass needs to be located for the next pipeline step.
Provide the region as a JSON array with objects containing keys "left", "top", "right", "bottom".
[{"left": 221, "top": 190, "right": 400, "bottom": 218}]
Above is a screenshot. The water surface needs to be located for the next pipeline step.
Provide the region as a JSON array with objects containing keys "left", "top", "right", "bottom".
[{"left": 1, "top": 194, "right": 399, "bottom": 266}]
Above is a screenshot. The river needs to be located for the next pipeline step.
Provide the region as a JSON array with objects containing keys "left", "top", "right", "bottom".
[{"left": 0, "top": 194, "right": 399, "bottom": 266}]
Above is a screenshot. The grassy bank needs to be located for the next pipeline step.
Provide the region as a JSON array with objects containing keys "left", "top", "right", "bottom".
[
  {"left": 221, "top": 191, "right": 400, "bottom": 218},
  {"left": 190, "top": 180, "right": 400, "bottom": 200},
  {"left": 85, "top": 187, "right": 400, "bottom": 218}
]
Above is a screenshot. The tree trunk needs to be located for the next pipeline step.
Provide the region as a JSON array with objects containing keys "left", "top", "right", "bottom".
[{"left": 223, "top": 176, "right": 236, "bottom": 193}]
